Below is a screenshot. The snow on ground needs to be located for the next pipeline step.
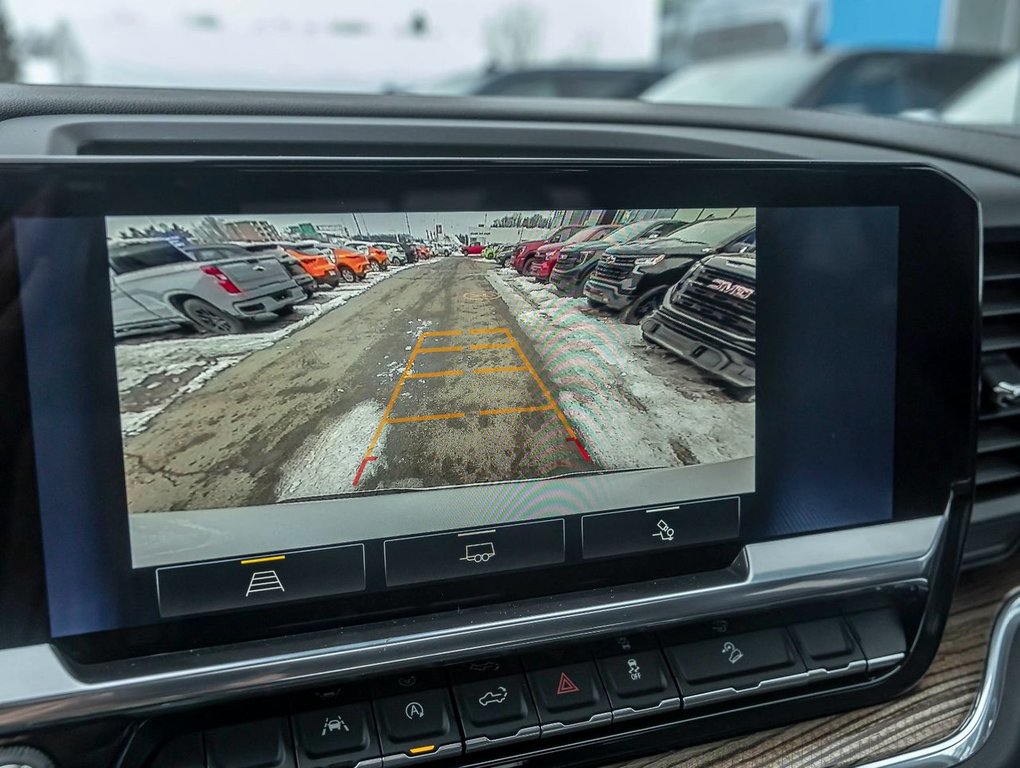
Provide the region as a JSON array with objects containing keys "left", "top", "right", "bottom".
[
  {"left": 116, "top": 264, "right": 423, "bottom": 437},
  {"left": 485, "top": 269, "right": 754, "bottom": 468},
  {"left": 275, "top": 399, "right": 387, "bottom": 500}
]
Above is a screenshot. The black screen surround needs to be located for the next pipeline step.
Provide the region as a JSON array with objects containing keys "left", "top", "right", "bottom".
[{"left": 0, "top": 159, "right": 979, "bottom": 661}]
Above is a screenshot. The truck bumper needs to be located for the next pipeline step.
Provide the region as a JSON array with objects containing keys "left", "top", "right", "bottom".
[
  {"left": 233, "top": 283, "right": 306, "bottom": 316},
  {"left": 583, "top": 277, "right": 635, "bottom": 310},
  {"left": 641, "top": 310, "right": 756, "bottom": 389}
]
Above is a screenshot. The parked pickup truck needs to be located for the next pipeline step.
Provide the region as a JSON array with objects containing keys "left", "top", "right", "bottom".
[
  {"left": 641, "top": 252, "right": 756, "bottom": 400},
  {"left": 584, "top": 215, "right": 755, "bottom": 324},
  {"left": 550, "top": 218, "right": 686, "bottom": 296},
  {"left": 109, "top": 240, "right": 306, "bottom": 337},
  {"left": 529, "top": 224, "right": 619, "bottom": 282},
  {"left": 510, "top": 223, "right": 587, "bottom": 274}
]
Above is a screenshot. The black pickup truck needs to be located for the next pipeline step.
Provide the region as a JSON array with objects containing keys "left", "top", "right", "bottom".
[
  {"left": 584, "top": 215, "right": 755, "bottom": 324},
  {"left": 641, "top": 252, "right": 756, "bottom": 400}
]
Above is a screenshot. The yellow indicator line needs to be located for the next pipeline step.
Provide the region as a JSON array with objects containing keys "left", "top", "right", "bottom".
[
  {"left": 417, "top": 345, "right": 465, "bottom": 354},
  {"left": 239, "top": 555, "right": 285, "bottom": 565},
  {"left": 502, "top": 329, "right": 578, "bottom": 440},
  {"left": 386, "top": 412, "right": 466, "bottom": 424},
  {"left": 468, "top": 326, "right": 510, "bottom": 335},
  {"left": 470, "top": 342, "right": 514, "bottom": 351},
  {"left": 421, "top": 329, "right": 462, "bottom": 337},
  {"left": 479, "top": 404, "right": 555, "bottom": 416},
  {"left": 409, "top": 746, "right": 436, "bottom": 755},
  {"left": 362, "top": 334, "right": 425, "bottom": 458},
  {"left": 473, "top": 365, "right": 528, "bottom": 374},
  {"left": 407, "top": 369, "right": 465, "bottom": 379}
]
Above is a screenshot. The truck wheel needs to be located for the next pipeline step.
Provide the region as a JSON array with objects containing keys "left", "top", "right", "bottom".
[
  {"left": 620, "top": 287, "right": 667, "bottom": 325},
  {"left": 523, "top": 257, "right": 538, "bottom": 277},
  {"left": 180, "top": 298, "right": 246, "bottom": 334},
  {"left": 732, "top": 387, "right": 756, "bottom": 403},
  {"left": 339, "top": 266, "right": 357, "bottom": 283}
]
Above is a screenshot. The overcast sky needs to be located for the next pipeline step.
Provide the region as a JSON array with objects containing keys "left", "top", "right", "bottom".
[
  {"left": 108, "top": 211, "right": 556, "bottom": 238},
  {"left": 5, "top": 0, "right": 659, "bottom": 89}
]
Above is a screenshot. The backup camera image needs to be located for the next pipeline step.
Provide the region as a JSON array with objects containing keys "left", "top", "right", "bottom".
[{"left": 107, "top": 208, "right": 756, "bottom": 518}]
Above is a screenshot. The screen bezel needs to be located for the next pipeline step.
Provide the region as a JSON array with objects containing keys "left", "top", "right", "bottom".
[{"left": 0, "top": 158, "right": 979, "bottom": 661}]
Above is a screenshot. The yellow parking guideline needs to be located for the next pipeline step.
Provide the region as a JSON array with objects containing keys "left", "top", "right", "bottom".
[
  {"left": 359, "top": 326, "right": 583, "bottom": 479},
  {"left": 417, "top": 345, "right": 464, "bottom": 354},
  {"left": 239, "top": 555, "right": 285, "bottom": 565},
  {"left": 387, "top": 412, "right": 466, "bottom": 424},
  {"left": 407, "top": 369, "right": 465, "bottom": 379},
  {"left": 502, "top": 329, "right": 577, "bottom": 439},
  {"left": 479, "top": 404, "right": 554, "bottom": 416},
  {"left": 473, "top": 365, "right": 527, "bottom": 374}
]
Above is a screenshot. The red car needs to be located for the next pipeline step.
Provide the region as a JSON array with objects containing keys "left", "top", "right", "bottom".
[
  {"left": 511, "top": 224, "right": 587, "bottom": 274},
  {"left": 529, "top": 224, "right": 620, "bottom": 282},
  {"left": 465, "top": 242, "right": 484, "bottom": 255}
]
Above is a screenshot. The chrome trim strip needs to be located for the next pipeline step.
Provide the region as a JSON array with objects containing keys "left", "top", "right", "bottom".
[
  {"left": 0, "top": 516, "right": 942, "bottom": 735},
  {"left": 538, "top": 711, "right": 613, "bottom": 736},
  {"left": 859, "top": 588, "right": 1020, "bottom": 768},
  {"left": 611, "top": 697, "right": 682, "bottom": 722},
  {"left": 464, "top": 725, "right": 541, "bottom": 753}
]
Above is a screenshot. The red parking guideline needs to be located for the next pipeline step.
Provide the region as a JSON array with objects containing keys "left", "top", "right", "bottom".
[{"left": 353, "top": 456, "right": 377, "bottom": 486}]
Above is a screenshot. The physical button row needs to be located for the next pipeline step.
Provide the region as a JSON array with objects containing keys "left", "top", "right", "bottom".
[
  {"left": 156, "top": 498, "right": 741, "bottom": 618},
  {"left": 283, "top": 608, "right": 904, "bottom": 768}
]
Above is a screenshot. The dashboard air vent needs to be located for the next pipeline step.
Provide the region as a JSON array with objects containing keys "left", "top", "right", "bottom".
[{"left": 972, "top": 231, "right": 1020, "bottom": 564}]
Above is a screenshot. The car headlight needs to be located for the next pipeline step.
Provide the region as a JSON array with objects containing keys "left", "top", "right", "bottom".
[{"left": 634, "top": 254, "right": 666, "bottom": 268}]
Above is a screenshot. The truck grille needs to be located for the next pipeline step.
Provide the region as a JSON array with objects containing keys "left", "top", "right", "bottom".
[
  {"left": 594, "top": 255, "right": 636, "bottom": 283},
  {"left": 670, "top": 264, "right": 755, "bottom": 339}
]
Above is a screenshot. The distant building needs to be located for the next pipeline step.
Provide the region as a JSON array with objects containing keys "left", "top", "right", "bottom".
[
  {"left": 223, "top": 220, "right": 281, "bottom": 242},
  {"left": 192, "top": 216, "right": 233, "bottom": 243}
]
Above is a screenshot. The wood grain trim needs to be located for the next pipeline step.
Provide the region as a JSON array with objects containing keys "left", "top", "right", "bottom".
[{"left": 611, "top": 554, "right": 1020, "bottom": 768}]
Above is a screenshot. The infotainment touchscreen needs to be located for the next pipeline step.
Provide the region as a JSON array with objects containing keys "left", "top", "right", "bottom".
[
  {"left": 109, "top": 211, "right": 755, "bottom": 545},
  {"left": 2, "top": 160, "right": 976, "bottom": 654}
]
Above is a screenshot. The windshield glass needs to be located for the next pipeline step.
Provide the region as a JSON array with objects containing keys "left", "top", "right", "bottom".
[
  {"left": 6, "top": 1, "right": 1019, "bottom": 126},
  {"left": 661, "top": 217, "right": 753, "bottom": 245},
  {"left": 603, "top": 219, "right": 669, "bottom": 244},
  {"left": 643, "top": 52, "right": 829, "bottom": 106}
]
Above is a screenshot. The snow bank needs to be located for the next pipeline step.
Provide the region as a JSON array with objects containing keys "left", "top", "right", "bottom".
[
  {"left": 275, "top": 400, "right": 387, "bottom": 501},
  {"left": 485, "top": 270, "right": 754, "bottom": 468}
]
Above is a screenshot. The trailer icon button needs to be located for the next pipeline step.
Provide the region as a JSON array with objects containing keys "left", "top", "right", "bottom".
[
  {"left": 461, "top": 541, "right": 496, "bottom": 563},
  {"left": 383, "top": 520, "right": 565, "bottom": 587}
]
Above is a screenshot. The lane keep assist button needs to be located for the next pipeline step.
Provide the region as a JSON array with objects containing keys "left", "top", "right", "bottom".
[{"left": 156, "top": 544, "right": 366, "bottom": 618}]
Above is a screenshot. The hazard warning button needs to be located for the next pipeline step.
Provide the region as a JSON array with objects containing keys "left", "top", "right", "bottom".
[{"left": 526, "top": 662, "right": 612, "bottom": 735}]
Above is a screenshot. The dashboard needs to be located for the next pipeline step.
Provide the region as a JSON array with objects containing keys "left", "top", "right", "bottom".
[{"left": 0, "top": 86, "right": 1017, "bottom": 768}]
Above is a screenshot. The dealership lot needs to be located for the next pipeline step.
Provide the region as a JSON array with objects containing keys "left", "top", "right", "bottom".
[{"left": 118, "top": 257, "right": 753, "bottom": 514}]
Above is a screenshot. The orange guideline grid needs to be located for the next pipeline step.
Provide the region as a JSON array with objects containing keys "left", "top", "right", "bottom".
[{"left": 353, "top": 327, "right": 589, "bottom": 485}]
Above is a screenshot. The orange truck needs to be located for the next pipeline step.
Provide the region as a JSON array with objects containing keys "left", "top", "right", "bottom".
[
  {"left": 325, "top": 246, "right": 372, "bottom": 282},
  {"left": 343, "top": 240, "right": 390, "bottom": 271},
  {"left": 280, "top": 244, "right": 343, "bottom": 287}
]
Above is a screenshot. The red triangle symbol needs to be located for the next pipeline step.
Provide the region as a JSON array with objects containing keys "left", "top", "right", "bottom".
[{"left": 556, "top": 672, "right": 580, "bottom": 695}]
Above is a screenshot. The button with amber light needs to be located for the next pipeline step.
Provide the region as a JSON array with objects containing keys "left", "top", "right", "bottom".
[{"left": 373, "top": 689, "right": 462, "bottom": 766}]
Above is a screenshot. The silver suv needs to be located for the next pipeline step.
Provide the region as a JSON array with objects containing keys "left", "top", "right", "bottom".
[{"left": 109, "top": 240, "right": 306, "bottom": 337}]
